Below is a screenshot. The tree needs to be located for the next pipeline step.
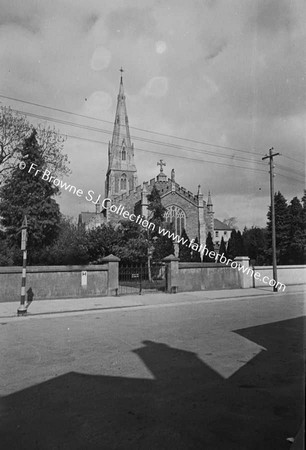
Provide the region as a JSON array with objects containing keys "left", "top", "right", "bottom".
[
  {"left": 191, "top": 236, "right": 201, "bottom": 262},
  {"left": 0, "top": 129, "right": 61, "bottom": 261},
  {"left": 147, "top": 184, "right": 174, "bottom": 260},
  {"left": 37, "top": 217, "right": 90, "bottom": 265},
  {"left": 227, "top": 229, "right": 238, "bottom": 260},
  {"left": 266, "top": 191, "right": 290, "bottom": 264},
  {"left": 179, "top": 229, "right": 191, "bottom": 261},
  {"left": 147, "top": 185, "right": 167, "bottom": 232},
  {"left": 218, "top": 236, "right": 227, "bottom": 259},
  {"left": 152, "top": 222, "right": 175, "bottom": 261},
  {"left": 236, "top": 230, "right": 245, "bottom": 256},
  {"left": 242, "top": 226, "right": 267, "bottom": 265},
  {"left": 0, "top": 230, "right": 15, "bottom": 266},
  {"left": 112, "top": 220, "right": 149, "bottom": 263},
  {"left": 86, "top": 223, "right": 121, "bottom": 263},
  {"left": 0, "top": 106, "right": 70, "bottom": 185},
  {"left": 204, "top": 232, "right": 215, "bottom": 262},
  {"left": 302, "top": 190, "right": 306, "bottom": 262},
  {"left": 285, "top": 196, "right": 305, "bottom": 264}
]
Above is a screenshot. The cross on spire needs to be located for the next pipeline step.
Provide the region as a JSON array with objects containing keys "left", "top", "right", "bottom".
[
  {"left": 157, "top": 159, "right": 166, "bottom": 173},
  {"left": 119, "top": 67, "right": 124, "bottom": 83}
]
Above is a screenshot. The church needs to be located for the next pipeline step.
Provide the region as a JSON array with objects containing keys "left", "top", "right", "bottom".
[{"left": 79, "top": 73, "right": 225, "bottom": 246}]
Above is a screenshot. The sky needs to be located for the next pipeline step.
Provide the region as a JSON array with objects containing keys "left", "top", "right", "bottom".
[{"left": 0, "top": 0, "right": 305, "bottom": 229}]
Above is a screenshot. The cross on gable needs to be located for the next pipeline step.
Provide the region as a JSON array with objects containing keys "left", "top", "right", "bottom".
[{"left": 157, "top": 159, "right": 166, "bottom": 173}]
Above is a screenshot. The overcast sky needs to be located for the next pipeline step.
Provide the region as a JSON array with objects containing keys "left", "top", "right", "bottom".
[{"left": 0, "top": 0, "right": 305, "bottom": 228}]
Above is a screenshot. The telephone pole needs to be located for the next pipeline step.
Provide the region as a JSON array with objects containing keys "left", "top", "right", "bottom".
[{"left": 262, "top": 147, "right": 280, "bottom": 292}]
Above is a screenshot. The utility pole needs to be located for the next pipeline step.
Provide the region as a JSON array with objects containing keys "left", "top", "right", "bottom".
[
  {"left": 17, "top": 216, "right": 28, "bottom": 315},
  {"left": 262, "top": 148, "right": 280, "bottom": 292}
]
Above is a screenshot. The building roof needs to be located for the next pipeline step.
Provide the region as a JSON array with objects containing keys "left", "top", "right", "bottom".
[{"left": 214, "top": 218, "right": 232, "bottom": 230}]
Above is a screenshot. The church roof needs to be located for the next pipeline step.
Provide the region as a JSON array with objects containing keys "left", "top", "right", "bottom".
[{"left": 214, "top": 218, "right": 232, "bottom": 230}]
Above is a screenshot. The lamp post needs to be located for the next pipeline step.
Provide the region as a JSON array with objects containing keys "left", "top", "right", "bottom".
[{"left": 17, "top": 216, "right": 28, "bottom": 316}]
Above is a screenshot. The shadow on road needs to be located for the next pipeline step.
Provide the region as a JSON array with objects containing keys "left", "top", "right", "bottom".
[{"left": 1, "top": 316, "right": 304, "bottom": 449}]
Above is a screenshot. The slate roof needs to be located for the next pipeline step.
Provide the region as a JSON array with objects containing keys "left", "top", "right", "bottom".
[{"left": 214, "top": 218, "right": 232, "bottom": 230}]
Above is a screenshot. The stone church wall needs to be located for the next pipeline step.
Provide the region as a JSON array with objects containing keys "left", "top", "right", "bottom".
[{"left": 108, "top": 185, "right": 142, "bottom": 222}]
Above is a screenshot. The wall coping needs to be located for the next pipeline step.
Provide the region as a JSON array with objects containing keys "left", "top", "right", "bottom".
[
  {"left": 163, "top": 255, "right": 180, "bottom": 262},
  {"left": 0, "top": 265, "right": 108, "bottom": 274},
  {"left": 102, "top": 254, "right": 121, "bottom": 262},
  {"left": 179, "top": 262, "right": 231, "bottom": 269},
  {"left": 253, "top": 265, "right": 306, "bottom": 270}
]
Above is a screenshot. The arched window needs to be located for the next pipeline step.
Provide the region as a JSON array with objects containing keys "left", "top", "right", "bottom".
[
  {"left": 122, "top": 147, "right": 126, "bottom": 161},
  {"left": 164, "top": 205, "right": 186, "bottom": 236},
  {"left": 120, "top": 173, "right": 127, "bottom": 190}
]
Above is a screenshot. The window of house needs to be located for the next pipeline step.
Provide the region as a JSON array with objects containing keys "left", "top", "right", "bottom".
[
  {"left": 164, "top": 205, "right": 186, "bottom": 236},
  {"left": 224, "top": 231, "right": 227, "bottom": 235},
  {"left": 215, "top": 231, "right": 219, "bottom": 237}
]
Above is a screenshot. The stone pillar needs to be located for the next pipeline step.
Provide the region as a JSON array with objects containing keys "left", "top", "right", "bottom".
[
  {"left": 234, "top": 256, "right": 252, "bottom": 289},
  {"left": 101, "top": 254, "right": 120, "bottom": 296},
  {"left": 197, "top": 185, "right": 206, "bottom": 245},
  {"left": 163, "top": 255, "right": 180, "bottom": 293},
  {"left": 141, "top": 182, "right": 149, "bottom": 218}
]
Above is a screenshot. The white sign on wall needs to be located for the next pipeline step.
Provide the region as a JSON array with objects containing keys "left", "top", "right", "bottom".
[{"left": 81, "top": 271, "right": 87, "bottom": 287}]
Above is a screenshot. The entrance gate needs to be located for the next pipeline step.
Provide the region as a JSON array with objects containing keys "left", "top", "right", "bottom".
[{"left": 119, "top": 261, "right": 166, "bottom": 295}]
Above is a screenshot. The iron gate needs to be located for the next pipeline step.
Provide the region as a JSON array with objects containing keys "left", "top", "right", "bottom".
[{"left": 119, "top": 261, "right": 166, "bottom": 295}]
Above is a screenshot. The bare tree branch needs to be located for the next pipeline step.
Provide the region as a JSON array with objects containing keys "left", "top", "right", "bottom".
[{"left": 0, "top": 106, "right": 70, "bottom": 185}]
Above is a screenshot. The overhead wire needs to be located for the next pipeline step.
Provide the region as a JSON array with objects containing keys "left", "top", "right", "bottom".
[
  {"left": 0, "top": 93, "right": 286, "bottom": 158},
  {"left": 9, "top": 107, "right": 271, "bottom": 168},
  {"left": 1, "top": 98, "right": 303, "bottom": 183}
]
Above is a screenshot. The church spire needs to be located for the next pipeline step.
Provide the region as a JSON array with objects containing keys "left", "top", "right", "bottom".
[
  {"left": 110, "top": 68, "right": 132, "bottom": 152},
  {"left": 207, "top": 191, "right": 213, "bottom": 213},
  {"left": 105, "top": 69, "right": 137, "bottom": 200}
]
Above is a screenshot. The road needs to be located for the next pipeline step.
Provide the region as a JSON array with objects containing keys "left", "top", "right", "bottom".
[{"left": 1, "top": 290, "right": 305, "bottom": 449}]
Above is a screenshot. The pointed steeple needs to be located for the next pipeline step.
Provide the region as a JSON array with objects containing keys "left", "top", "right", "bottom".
[
  {"left": 105, "top": 69, "right": 138, "bottom": 200},
  {"left": 207, "top": 191, "right": 213, "bottom": 210},
  {"left": 110, "top": 69, "right": 132, "bottom": 152}
]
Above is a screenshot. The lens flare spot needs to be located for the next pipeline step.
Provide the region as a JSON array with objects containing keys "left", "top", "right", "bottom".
[
  {"left": 155, "top": 41, "right": 167, "bottom": 54},
  {"left": 91, "top": 46, "right": 112, "bottom": 71}
]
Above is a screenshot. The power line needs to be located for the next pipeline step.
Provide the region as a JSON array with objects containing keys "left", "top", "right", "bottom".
[
  {"left": 10, "top": 107, "right": 269, "bottom": 169},
  {"left": 66, "top": 132, "right": 305, "bottom": 184},
  {"left": 0, "top": 93, "right": 271, "bottom": 158},
  {"left": 282, "top": 154, "right": 305, "bottom": 165},
  {"left": 2, "top": 101, "right": 304, "bottom": 182},
  {"left": 64, "top": 132, "right": 269, "bottom": 175}
]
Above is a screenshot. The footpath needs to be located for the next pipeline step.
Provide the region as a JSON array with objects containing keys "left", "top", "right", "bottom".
[{"left": 0, "top": 284, "right": 305, "bottom": 321}]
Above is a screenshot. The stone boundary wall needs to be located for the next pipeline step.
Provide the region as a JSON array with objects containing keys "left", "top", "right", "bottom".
[
  {"left": 252, "top": 265, "right": 306, "bottom": 288},
  {"left": 163, "top": 256, "right": 251, "bottom": 293},
  {"left": 0, "top": 255, "right": 120, "bottom": 302},
  {"left": 178, "top": 262, "right": 240, "bottom": 292}
]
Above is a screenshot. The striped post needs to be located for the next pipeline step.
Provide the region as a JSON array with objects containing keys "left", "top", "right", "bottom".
[{"left": 17, "top": 217, "right": 28, "bottom": 316}]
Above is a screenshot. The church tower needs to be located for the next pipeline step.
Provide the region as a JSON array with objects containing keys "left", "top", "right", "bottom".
[{"left": 105, "top": 70, "right": 138, "bottom": 200}]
